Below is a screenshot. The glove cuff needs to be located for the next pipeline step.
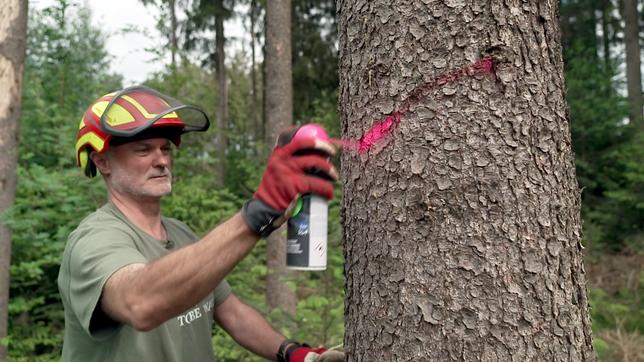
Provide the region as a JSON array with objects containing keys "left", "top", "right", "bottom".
[
  {"left": 276, "top": 339, "right": 306, "bottom": 362},
  {"left": 242, "top": 199, "right": 283, "bottom": 238}
]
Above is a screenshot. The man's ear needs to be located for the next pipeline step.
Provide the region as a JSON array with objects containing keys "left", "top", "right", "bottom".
[{"left": 90, "top": 151, "right": 110, "bottom": 176}]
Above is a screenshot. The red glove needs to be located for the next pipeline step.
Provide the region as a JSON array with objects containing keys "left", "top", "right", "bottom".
[
  {"left": 255, "top": 137, "right": 335, "bottom": 209},
  {"left": 276, "top": 340, "right": 344, "bottom": 362},
  {"left": 242, "top": 131, "right": 337, "bottom": 237},
  {"left": 289, "top": 346, "right": 328, "bottom": 362}
]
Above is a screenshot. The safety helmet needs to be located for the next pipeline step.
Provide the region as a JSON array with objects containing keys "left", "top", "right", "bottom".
[{"left": 75, "top": 86, "right": 210, "bottom": 177}]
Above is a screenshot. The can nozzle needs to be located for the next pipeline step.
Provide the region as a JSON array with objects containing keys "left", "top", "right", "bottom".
[{"left": 292, "top": 123, "right": 329, "bottom": 143}]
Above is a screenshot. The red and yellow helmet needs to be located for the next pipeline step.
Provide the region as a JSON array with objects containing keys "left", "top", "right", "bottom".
[{"left": 75, "top": 86, "right": 209, "bottom": 177}]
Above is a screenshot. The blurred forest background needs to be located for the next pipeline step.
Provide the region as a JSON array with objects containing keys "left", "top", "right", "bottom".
[{"left": 1, "top": 0, "right": 642, "bottom": 361}]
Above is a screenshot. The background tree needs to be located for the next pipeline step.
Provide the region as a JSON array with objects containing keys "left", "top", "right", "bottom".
[
  {"left": 185, "top": 0, "right": 233, "bottom": 186},
  {"left": 292, "top": 0, "right": 338, "bottom": 123},
  {"left": 264, "top": 0, "right": 297, "bottom": 322},
  {"left": 339, "top": 1, "right": 594, "bottom": 360},
  {"left": 4, "top": 2, "right": 121, "bottom": 359},
  {"left": 214, "top": 0, "right": 229, "bottom": 186},
  {"left": 621, "top": 0, "right": 642, "bottom": 128},
  {"left": 561, "top": 14, "right": 627, "bottom": 251},
  {"left": 139, "top": 0, "right": 187, "bottom": 91},
  {"left": 0, "top": 1, "right": 28, "bottom": 360},
  {"left": 249, "top": 0, "right": 261, "bottom": 143},
  {"left": 560, "top": 0, "right": 643, "bottom": 253}
]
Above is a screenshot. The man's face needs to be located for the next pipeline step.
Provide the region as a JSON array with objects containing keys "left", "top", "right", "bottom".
[{"left": 106, "top": 138, "right": 174, "bottom": 199}]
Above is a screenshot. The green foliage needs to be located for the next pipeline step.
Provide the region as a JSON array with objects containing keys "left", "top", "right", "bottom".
[
  {"left": 21, "top": 0, "right": 121, "bottom": 169},
  {"left": 162, "top": 173, "right": 242, "bottom": 234},
  {"left": 589, "top": 271, "right": 644, "bottom": 335},
  {"left": 6, "top": 166, "right": 106, "bottom": 359},
  {"left": 561, "top": 1, "right": 643, "bottom": 352},
  {"left": 588, "top": 257, "right": 644, "bottom": 360},
  {"left": 601, "top": 132, "right": 644, "bottom": 251},
  {"left": 560, "top": 0, "right": 644, "bottom": 253},
  {"left": 565, "top": 43, "right": 625, "bottom": 248},
  {"left": 293, "top": 0, "right": 338, "bottom": 122},
  {"left": 592, "top": 337, "right": 610, "bottom": 360},
  {"left": 6, "top": 1, "right": 119, "bottom": 359},
  {"left": 24, "top": 0, "right": 122, "bottom": 112}
]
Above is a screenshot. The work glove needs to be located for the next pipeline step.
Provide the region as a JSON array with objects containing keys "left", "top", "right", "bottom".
[
  {"left": 290, "top": 347, "right": 345, "bottom": 362},
  {"left": 242, "top": 127, "right": 337, "bottom": 238},
  {"left": 276, "top": 340, "right": 345, "bottom": 362}
]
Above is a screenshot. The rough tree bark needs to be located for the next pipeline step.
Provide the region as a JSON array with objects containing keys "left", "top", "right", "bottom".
[
  {"left": 338, "top": 1, "right": 594, "bottom": 361},
  {"left": 265, "top": 0, "right": 296, "bottom": 318},
  {"left": 214, "top": 0, "right": 228, "bottom": 186},
  {"left": 0, "top": 1, "right": 28, "bottom": 360},
  {"left": 622, "top": 0, "right": 643, "bottom": 128}
]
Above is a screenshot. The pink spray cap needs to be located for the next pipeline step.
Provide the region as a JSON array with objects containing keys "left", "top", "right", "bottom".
[{"left": 293, "top": 123, "right": 329, "bottom": 142}]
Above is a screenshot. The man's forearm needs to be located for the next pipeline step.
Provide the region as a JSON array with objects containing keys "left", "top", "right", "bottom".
[
  {"left": 103, "top": 212, "right": 259, "bottom": 330},
  {"left": 214, "top": 294, "right": 285, "bottom": 360},
  {"left": 228, "top": 309, "right": 285, "bottom": 360}
]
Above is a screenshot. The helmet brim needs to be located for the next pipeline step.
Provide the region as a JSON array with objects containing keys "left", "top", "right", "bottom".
[
  {"left": 99, "top": 85, "right": 210, "bottom": 138},
  {"left": 109, "top": 126, "right": 183, "bottom": 147}
]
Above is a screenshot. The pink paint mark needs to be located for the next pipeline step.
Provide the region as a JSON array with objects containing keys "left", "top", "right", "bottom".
[
  {"left": 334, "top": 112, "right": 402, "bottom": 153},
  {"left": 339, "top": 57, "right": 496, "bottom": 154}
]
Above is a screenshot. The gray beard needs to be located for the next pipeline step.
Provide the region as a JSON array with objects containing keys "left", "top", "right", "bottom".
[{"left": 110, "top": 169, "right": 173, "bottom": 199}]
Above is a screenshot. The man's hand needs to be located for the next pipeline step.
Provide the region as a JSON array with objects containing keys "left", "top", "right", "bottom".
[
  {"left": 242, "top": 129, "right": 337, "bottom": 237},
  {"left": 289, "top": 346, "right": 345, "bottom": 362}
]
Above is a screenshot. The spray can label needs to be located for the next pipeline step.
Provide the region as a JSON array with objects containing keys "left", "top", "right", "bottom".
[{"left": 287, "top": 194, "right": 327, "bottom": 270}]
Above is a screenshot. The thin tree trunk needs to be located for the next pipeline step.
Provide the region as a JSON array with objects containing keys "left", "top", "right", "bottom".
[
  {"left": 250, "top": 0, "right": 260, "bottom": 146},
  {"left": 0, "top": 1, "right": 28, "bottom": 360},
  {"left": 339, "top": 1, "right": 594, "bottom": 360},
  {"left": 600, "top": 0, "right": 611, "bottom": 70},
  {"left": 57, "top": 1, "right": 67, "bottom": 108},
  {"left": 265, "top": 0, "right": 296, "bottom": 320},
  {"left": 215, "top": 0, "right": 228, "bottom": 186},
  {"left": 169, "top": 0, "right": 177, "bottom": 70},
  {"left": 622, "top": 0, "right": 643, "bottom": 128},
  {"left": 261, "top": 20, "right": 267, "bottom": 149}
]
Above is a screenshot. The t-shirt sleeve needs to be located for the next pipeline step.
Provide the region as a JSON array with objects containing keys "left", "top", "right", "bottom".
[
  {"left": 67, "top": 227, "right": 147, "bottom": 340},
  {"left": 212, "top": 279, "right": 232, "bottom": 306}
]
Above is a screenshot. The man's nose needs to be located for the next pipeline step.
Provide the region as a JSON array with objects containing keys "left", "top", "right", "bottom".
[{"left": 153, "top": 149, "right": 171, "bottom": 168}]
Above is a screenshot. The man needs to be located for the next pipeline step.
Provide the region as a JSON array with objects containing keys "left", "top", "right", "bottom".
[{"left": 58, "top": 86, "right": 345, "bottom": 362}]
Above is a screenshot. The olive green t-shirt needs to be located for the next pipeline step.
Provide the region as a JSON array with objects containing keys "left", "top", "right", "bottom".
[{"left": 57, "top": 203, "right": 232, "bottom": 362}]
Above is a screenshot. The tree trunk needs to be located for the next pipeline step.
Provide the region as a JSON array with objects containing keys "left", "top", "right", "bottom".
[
  {"left": 600, "top": 0, "right": 611, "bottom": 70},
  {"left": 622, "top": 0, "right": 643, "bottom": 128},
  {"left": 338, "top": 1, "right": 594, "bottom": 361},
  {"left": 0, "top": 1, "right": 28, "bottom": 360},
  {"left": 169, "top": 0, "right": 177, "bottom": 70},
  {"left": 261, "top": 30, "right": 267, "bottom": 147},
  {"left": 214, "top": 0, "right": 228, "bottom": 186},
  {"left": 250, "top": 0, "right": 260, "bottom": 145},
  {"left": 56, "top": 1, "right": 68, "bottom": 108},
  {"left": 265, "top": 0, "right": 296, "bottom": 320}
]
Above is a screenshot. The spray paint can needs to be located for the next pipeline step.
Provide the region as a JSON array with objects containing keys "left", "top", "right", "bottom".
[{"left": 286, "top": 124, "right": 330, "bottom": 271}]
